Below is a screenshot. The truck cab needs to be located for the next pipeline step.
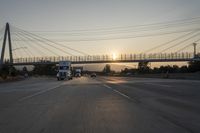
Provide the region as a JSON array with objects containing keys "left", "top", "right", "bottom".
[
  {"left": 75, "top": 69, "right": 82, "bottom": 77},
  {"left": 57, "top": 61, "right": 72, "bottom": 80}
]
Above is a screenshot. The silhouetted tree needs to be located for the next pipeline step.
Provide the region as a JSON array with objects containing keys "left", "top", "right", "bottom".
[
  {"left": 33, "top": 64, "right": 57, "bottom": 75},
  {"left": 102, "top": 64, "right": 111, "bottom": 74},
  {"left": 121, "top": 68, "right": 138, "bottom": 75},
  {"left": 0, "top": 64, "right": 18, "bottom": 79},
  {"left": 179, "top": 65, "right": 189, "bottom": 73},
  {"left": 172, "top": 65, "right": 179, "bottom": 73},
  {"left": 9, "top": 66, "right": 17, "bottom": 76},
  {"left": 138, "top": 61, "right": 150, "bottom": 73},
  {"left": 0, "top": 65, "right": 9, "bottom": 79},
  {"left": 188, "top": 61, "right": 200, "bottom": 72}
]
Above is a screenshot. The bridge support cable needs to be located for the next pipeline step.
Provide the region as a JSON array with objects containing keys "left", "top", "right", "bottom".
[
  {"left": 11, "top": 34, "right": 24, "bottom": 58},
  {"left": 15, "top": 31, "right": 65, "bottom": 56},
  {"left": 29, "top": 17, "right": 200, "bottom": 33},
  {"left": 16, "top": 32, "right": 57, "bottom": 57},
  {"left": 13, "top": 32, "right": 50, "bottom": 57},
  {"left": 175, "top": 44, "right": 192, "bottom": 53},
  {"left": 12, "top": 33, "right": 35, "bottom": 58},
  {"left": 10, "top": 36, "right": 17, "bottom": 59},
  {"left": 45, "top": 28, "right": 200, "bottom": 42},
  {"left": 14, "top": 41, "right": 33, "bottom": 58},
  {"left": 0, "top": 27, "right": 5, "bottom": 41},
  {"left": 11, "top": 32, "right": 29, "bottom": 58},
  {"left": 160, "top": 31, "right": 200, "bottom": 53},
  {"left": 33, "top": 20, "right": 200, "bottom": 37},
  {"left": 11, "top": 26, "right": 75, "bottom": 56},
  {"left": 14, "top": 29, "right": 75, "bottom": 56},
  {"left": 175, "top": 38, "right": 200, "bottom": 53},
  {"left": 26, "top": 17, "right": 200, "bottom": 42},
  {"left": 20, "top": 31, "right": 74, "bottom": 56},
  {"left": 22, "top": 30, "right": 88, "bottom": 56},
  {"left": 0, "top": 26, "right": 5, "bottom": 35},
  {"left": 143, "top": 30, "right": 199, "bottom": 53},
  {"left": 13, "top": 39, "right": 34, "bottom": 57},
  {"left": 11, "top": 26, "right": 89, "bottom": 56},
  {"left": 46, "top": 17, "right": 200, "bottom": 34}
]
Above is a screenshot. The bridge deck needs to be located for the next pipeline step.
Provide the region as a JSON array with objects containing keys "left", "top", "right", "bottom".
[{"left": 2, "top": 53, "right": 199, "bottom": 65}]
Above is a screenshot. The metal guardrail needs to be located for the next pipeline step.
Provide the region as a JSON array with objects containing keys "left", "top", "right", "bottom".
[{"left": 4, "top": 53, "right": 193, "bottom": 65}]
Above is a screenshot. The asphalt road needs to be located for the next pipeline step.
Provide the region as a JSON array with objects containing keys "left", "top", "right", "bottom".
[{"left": 0, "top": 76, "right": 200, "bottom": 133}]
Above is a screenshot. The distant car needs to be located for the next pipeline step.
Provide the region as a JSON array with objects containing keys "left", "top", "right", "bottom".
[
  {"left": 24, "top": 73, "right": 29, "bottom": 78},
  {"left": 90, "top": 73, "right": 97, "bottom": 77},
  {"left": 75, "top": 73, "right": 81, "bottom": 77},
  {"left": 126, "top": 72, "right": 132, "bottom": 76}
]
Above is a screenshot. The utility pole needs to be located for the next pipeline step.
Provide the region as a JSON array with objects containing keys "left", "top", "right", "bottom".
[
  {"left": 193, "top": 43, "right": 197, "bottom": 58},
  {"left": 0, "top": 23, "right": 13, "bottom": 66}
]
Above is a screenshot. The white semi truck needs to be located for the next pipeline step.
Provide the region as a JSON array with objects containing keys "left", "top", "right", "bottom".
[
  {"left": 75, "top": 69, "right": 81, "bottom": 77},
  {"left": 57, "top": 61, "right": 72, "bottom": 80}
]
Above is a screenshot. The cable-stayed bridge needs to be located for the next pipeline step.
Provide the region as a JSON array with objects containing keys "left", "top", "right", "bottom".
[{"left": 0, "top": 20, "right": 200, "bottom": 66}]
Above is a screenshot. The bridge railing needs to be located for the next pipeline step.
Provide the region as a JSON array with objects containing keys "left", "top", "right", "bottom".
[{"left": 10, "top": 52, "right": 194, "bottom": 64}]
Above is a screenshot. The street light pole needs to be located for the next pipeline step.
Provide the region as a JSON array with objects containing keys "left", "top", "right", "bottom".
[{"left": 193, "top": 43, "right": 197, "bottom": 58}]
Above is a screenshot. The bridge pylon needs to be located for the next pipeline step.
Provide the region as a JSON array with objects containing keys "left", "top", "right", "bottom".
[{"left": 0, "top": 23, "right": 13, "bottom": 66}]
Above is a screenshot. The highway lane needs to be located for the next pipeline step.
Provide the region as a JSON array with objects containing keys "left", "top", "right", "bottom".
[
  {"left": 0, "top": 76, "right": 199, "bottom": 133},
  {"left": 98, "top": 76, "right": 200, "bottom": 132},
  {"left": 0, "top": 77, "right": 64, "bottom": 109}
]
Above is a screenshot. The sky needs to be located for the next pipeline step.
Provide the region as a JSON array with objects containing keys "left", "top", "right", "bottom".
[
  {"left": 0, "top": 0, "right": 200, "bottom": 70},
  {"left": 1, "top": 0, "right": 200, "bottom": 29}
]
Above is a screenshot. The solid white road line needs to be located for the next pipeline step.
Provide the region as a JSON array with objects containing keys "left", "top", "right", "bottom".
[{"left": 18, "top": 84, "right": 62, "bottom": 102}]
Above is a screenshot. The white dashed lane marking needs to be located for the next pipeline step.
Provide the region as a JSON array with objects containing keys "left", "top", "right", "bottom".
[
  {"left": 103, "top": 84, "right": 133, "bottom": 101},
  {"left": 18, "top": 84, "right": 62, "bottom": 102},
  {"left": 145, "top": 83, "right": 171, "bottom": 88}
]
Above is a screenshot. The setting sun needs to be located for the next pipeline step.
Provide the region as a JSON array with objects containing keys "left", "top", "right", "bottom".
[{"left": 112, "top": 53, "right": 117, "bottom": 60}]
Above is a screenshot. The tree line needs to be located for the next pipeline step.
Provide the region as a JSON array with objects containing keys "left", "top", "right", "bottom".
[
  {"left": 0, "top": 60, "right": 200, "bottom": 79},
  {"left": 101, "top": 61, "right": 200, "bottom": 75},
  {"left": 121, "top": 61, "right": 200, "bottom": 75}
]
